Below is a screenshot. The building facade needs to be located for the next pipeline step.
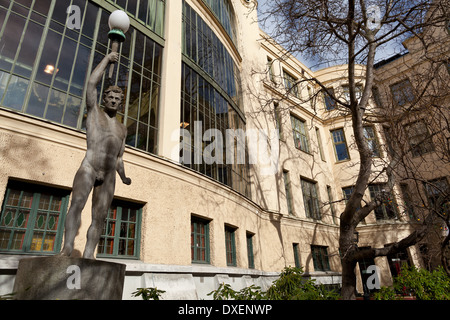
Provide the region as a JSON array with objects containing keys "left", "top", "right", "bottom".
[{"left": 0, "top": 0, "right": 448, "bottom": 299}]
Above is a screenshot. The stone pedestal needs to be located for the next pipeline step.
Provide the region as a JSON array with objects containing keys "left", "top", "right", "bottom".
[{"left": 13, "top": 256, "right": 126, "bottom": 300}]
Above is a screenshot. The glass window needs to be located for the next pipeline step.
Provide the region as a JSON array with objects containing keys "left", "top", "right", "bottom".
[
  {"left": 301, "top": 178, "right": 321, "bottom": 220},
  {"left": 191, "top": 217, "right": 210, "bottom": 264},
  {"left": 182, "top": 1, "right": 241, "bottom": 111},
  {"left": 97, "top": 200, "right": 142, "bottom": 258},
  {"left": 291, "top": 115, "right": 310, "bottom": 153},
  {"left": 368, "top": 184, "right": 398, "bottom": 220},
  {"left": 180, "top": 63, "right": 249, "bottom": 197},
  {"left": 311, "top": 245, "right": 330, "bottom": 271},
  {"left": 400, "top": 183, "right": 417, "bottom": 220},
  {"left": 0, "top": 181, "right": 69, "bottom": 254},
  {"left": 0, "top": 1, "right": 163, "bottom": 156},
  {"left": 225, "top": 225, "right": 237, "bottom": 267},
  {"left": 331, "top": 128, "right": 350, "bottom": 161},
  {"left": 404, "top": 120, "right": 434, "bottom": 157},
  {"left": 283, "top": 70, "right": 299, "bottom": 98},
  {"left": 342, "top": 84, "right": 363, "bottom": 103},
  {"left": 363, "top": 126, "right": 380, "bottom": 157},
  {"left": 390, "top": 79, "right": 414, "bottom": 106},
  {"left": 423, "top": 178, "right": 450, "bottom": 215},
  {"left": 246, "top": 232, "right": 254, "bottom": 269},
  {"left": 293, "top": 243, "right": 300, "bottom": 268}
]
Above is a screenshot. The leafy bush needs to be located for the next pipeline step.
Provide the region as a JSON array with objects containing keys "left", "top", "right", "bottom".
[
  {"left": 372, "top": 286, "right": 399, "bottom": 300},
  {"left": 208, "top": 283, "right": 265, "bottom": 300},
  {"left": 393, "top": 265, "right": 450, "bottom": 300},
  {"left": 132, "top": 287, "right": 166, "bottom": 300},
  {"left": 208, "top": 266, "right": 340, "bottom": 300}
]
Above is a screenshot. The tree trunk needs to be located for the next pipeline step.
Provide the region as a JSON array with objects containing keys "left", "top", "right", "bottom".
[{"left": 341, "top": 257, "right": 357, "bottom": 300}]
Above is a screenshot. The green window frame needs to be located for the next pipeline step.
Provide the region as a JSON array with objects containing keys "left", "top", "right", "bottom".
[
  {"left": 331, "top": 128, "right": 350, "bottom": 161},
  {"left": 0, "top": 181, "right": 69, "bottom": 254},
  {"left": 301, "top": 178, "right": 321, "bottom": 220},
  {"left": 293, "top": 243, "right": 301, "bottom": 268},
  {"left": 97, "top": 200, "right": 142, "bottom": 259},
  {"left": 191, "top": 217, "right": 210, "bottom": 264},
  {"left": 225, "top": 225, "right": 236, "bottom": 267},
  {"left": 283, "top": 69, "right": 299, "bottom": 98},
  {"left": 246, "top": 232, "right": 255, "bottom": 269},
  {"left": 311, "top": 245, "right": 331, "bottom": 271},
  {"left": 291, "top": 115, "right": 310, "bottom": 153}
]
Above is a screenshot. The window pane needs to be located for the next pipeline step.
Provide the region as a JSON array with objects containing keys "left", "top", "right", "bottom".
[
  {"left": 2, "top": 75, "right": 29, "bottom": 111},
  {"left": 0, "top": 13, "right": 25, "bottom": 72},
  {"left": 26, "top": 82, "right": 49, "bottom": 118},
  {"left": 14, "top": 21, "right": 44, "bottom": 78}
]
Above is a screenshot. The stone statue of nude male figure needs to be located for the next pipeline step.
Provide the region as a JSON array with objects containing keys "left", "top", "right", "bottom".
[{"left": 59, "top": 52, "right": 131, "bottom": 259}]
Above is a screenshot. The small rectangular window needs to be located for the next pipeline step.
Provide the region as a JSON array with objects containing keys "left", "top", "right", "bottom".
[
  {"left": 311, "top": 245, "right": 331, "bottom": 271},
  {"left": 390, "top": 79, "right": 414, "bottom": 106},
  {"left": 191, "top": 217, "right": 210, "bottom": 264},
  {"left": 225, "top": 225, "right": 237, "bottom": 267},
  {"left": 301, "top": 178, "right": 321, "bottom": 220},
  {"left": 246, "top": 232, "right": 255, "bottom": 269},
  {"left": 0, "top": 181, "right": 69, "bottom": 254},
  {"left": 363, "top": 126, "right": 380, "bottom": 157},
  {"left": 368, "top": 184, "right": 398, "bottom": 220},
  {"left": 283, "top": 69, "right": 299, "bottom": 98},
  {"left": 98, "top": 200, "right": 142, "bottom": 258},
  {"left": 404, "top": 120, "right": 434, "bottom": 157},
  {"left": 293, "top": 243, "right": 301, "bottom": 268},
  {"left": 291, "top": 115, "right": 310, "bottom": 153},
  {"left": 331, "top": 128, "right": 350, "bottom": 161}
]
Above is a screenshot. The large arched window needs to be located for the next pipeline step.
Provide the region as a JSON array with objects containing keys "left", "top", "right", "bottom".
[
  {"left": 201, "top": 0, "right": 237, "bottom": 44},
  {"left": 180, "top": 1, "right": 249, "bottom": 198},
  {"left": 0, "top": 0, "right": 164, "bottom": 155}
]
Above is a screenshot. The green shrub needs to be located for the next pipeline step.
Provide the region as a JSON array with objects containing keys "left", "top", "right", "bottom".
[
  {"left": 394, "top": 265, "right": 450, "bottom": 300},
  {"left": 208, "top": 283, "right": 265, "bottom": 300},
  {"left": 208, "top": 266, "right": 340, "bottom": 300},
  {"left": 132, "top": 287, "right": 166, "bottom": 300},
  {"left": 373, "top": 286, "right": 399, "bottom": 300}
]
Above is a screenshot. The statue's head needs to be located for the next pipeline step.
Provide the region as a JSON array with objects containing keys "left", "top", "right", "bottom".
[{"left": 103, "top": 85, "right": 124, "bottom": 113}]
